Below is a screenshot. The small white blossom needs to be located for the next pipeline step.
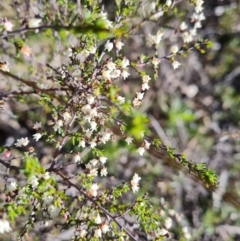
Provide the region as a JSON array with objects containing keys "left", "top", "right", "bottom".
[
  {"left": 89, "top": 46, "right": 96, "bottom": 54},
  {"left": 106, "top": 61, "right": 116, "bottom": 71},
  {"left": 133, "top": 98, "right": 142, "bottom": 107},
  {"left": 147, "top": 30, "right": 163, "bottom": 46},
  {"left": 79, "top": 140, "right": 86, "bottom": 148},
  {"left": 90, "top": 159, "right": 98, "bottom": 166},
  {"left": 171, "top": 45, "right": 179, "bottom": 54},
  {"left": 159, "top": 228, "right": 168, "bottom": 236},
  {"left": 33, "top": 122, "right": 41, "bottom": 130},
  {"left": 117, "top": 96, "right": 125, "bottom": 104},
  {"left": 125, "top": 137, "right": 133, "bottom": 145},
  {"left": 182, "top": 32, "right": 193, "bottom": 43},
  {"left": 7, "top": 181, "right": 17, "bottom": 192},
  {"left": 48, "top": 205, "right": 61, "bottom": 218},
  {"left": 102, "top": 223, "right": 109, "bottom": 233},
  {"left": 43, "top": 195, "right": 53, "bottom": 205},
  {"left": 90, "top": 121, "right": 97, "bottom": 131},
  {"left": 136, "top": 92, "right": 144, "bottom": 100},
  {"left": 15, "top": 137, "right": 29, "bottom": 147},
  {"left": 95, "top": 228, "right": 102, "bottom": 238},
  {"left": 166, "top": 0, "right": 172, "bottom": 6},
  {"left": 144, "top": 140, "right": 151, "bottom": 149},
  {"left": 152, "top": 57, "right": 160, "bottom": 68},
  {"left": 137, "top": 147, "right": 145, "bottom": 156},
  {"left": 42, "top": 172, "right": 50, "bottom": 180},
  {"left": 87, "top": 95, "right": 95, "bottom": 105},
  {"left": 105, "top": 42, "right": 113, "bottom": 52},
  {"left": 29, "top": 175, "right": 39, "bottom": 189},
  {"left": 195, "top": 0, "right": 204, "bottom": 13},
  {"left": 63, "top": 112, "right": 71, "bottom": 122},
  {"left": 101, "top": 167, "right": 108, "bottom": 176},
  {"left": 115, "top": 40, "right": 124, "bottom": 50},
  {"left": 33, "top": 133, "right": 42, "bottom": 141},
  {"left": 165, "top": 217, "right": 173, "bottom": 229},
  {"left": 95, "top": 214, "right": 102, "bottom": 224},
  {"left": 131, "top": 173, "right": 141, "bottom": 193},
  {"left": 150, "top": 10, "right": 164, "bottom": 21},
  {"left": 28, "top": 18, "right": 42, "bottom": 28},
  {"left": 0, "top": 219, "right": 12, "bottom": 234},
  {"left": 88, "top": 183, "right": 99, "bottom": 197},
  {"left": 102, "top": 69, "right": 112, "bottom": 80},
  {"left": 89, "top": 140, "right": 97, "bottom": 148},
  {"left": 85, "top": 129, "right": 92, "bottom": 138},
  {"left": 81, "top": 49, "right": 90, "bottom": 58},
  {"left": 2, "top": 20, "right": 14, "bottom": 31},
  {"left": 111, "top": 69, "right": 121, "bottom": 79},
  {"left": 100, "top": 131, "right": 111, "bottom": 144},
  {"left": 74, "top": 153, "right": 81, "bottom": 163},
  {"left": 142, "top": 75, "right": 151, "bottom": 83},
  {"left": 121, "top": 70, "right": 130, "bottom": 79},
  {"left": 99, "top": 156, "right": 107, "bottom": 164},
  {"left": 172, "top": 61, "right": 181, "bottom": 69},
  {"left": 142, "top": 82, "right": 150, "bottom": 91},
  {"left": 79, "top": 229, "right": 87, "bottom": 237},
  {"left": 180, "top": 21, "right": 188, "bottom": 30},
  {"left": 121, "top": 58, "right": 130, "bottom": 68}
]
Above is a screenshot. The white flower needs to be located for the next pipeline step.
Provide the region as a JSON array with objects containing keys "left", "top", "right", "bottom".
[
  {"left": 117, "top": 96, "right": 125, "bottom": 104},
  {"left": 171, "top": 45, "right": 179, "bottom": 54},
  {"left": 101, "top": 167, "right": 108, "bottom": 176},
  {"left": 144, "top": 140, "right": 151, "bottom": 149},
  {"left": 121, "top": 58, "right": 130, "bottom": 68},
  {"left": 29, "top": 175, "right": 39, "bottom": 188},
  {"left": 7, "top": 181, "right": 17, "bottom": 192},
  {"left": 0, "top": 219, "right": 12, "bottom": 234},
  {"left": 150, "top": 10, "right": 164, "bottom": 21},
  {"left": 166, "top": 0, "right": 172, "bottom": 6},
  {"left": 152, "top": 57, "right": 160, "bottom": 67},
  {"left": 28, "top": 18, "right": 42, "bottom": 28},
  {"left": 195, "top": 0, "right": 204, "bottom": 13},
  {"left": 82, "top": 104, "right": 91, "bottom": 114},
  {"left": 88, "top": 183, "right": 99, "bottom": 197},
  {"left": 115, "top": 40, "right": 124, "bottom": 50},
  {"left": 102, "top": 69, "right": 112, "bottom": 80},
  {"left": 100, "top": 131, "right": 111, "bottom": 144},
  {"left": 95, "top": 228, "right": 102, "bottom": 237},
  {"left": 81, "top": 49, "right": 90, "bottom": 58},
  {"left": 121, "top": 70, "right": 130, "bottom": 79},
  {"left": 85, "top": 128, "right": 92, "bottom": 138},
  {"left": 87, "top": 95, "right": 95, "bottom": 105},
  {"left": 137, "top": 147, "right": 145, "bottom": 156},
  {"left": 0, "top": 61, "right": 9, "bottom": 72},
  {"left": 42, "top": 172, "right": 50, "bottom": 180},
  {"left": 15, "top": 137, "right": 29, "bottom": 147},
  {"left": 43, "top": 195, "right": 53, "bottom": 205},
  {"left": 90, "top": 159, "right": 98, "bottom": 166},
  {"left": 111, "top": 69, "right": 121, "bottom": 79},
  {"left": 180, "top": 21, "right": 188, "bottom": 31},
  {"left": 79, "top": 140, "right": 86, "bottom": 148},
  {"left": 131, "top": 173, "right": 141, "bottom": 193},
  {"left": 95, "top": 214, "right": 102, "bottom": 224},
  {"left": 48, "top": 205, "right": 61, "bottom": 218},
  {"left": 89, "top": 140, "right": 97, "bottom": 148},
  {"left": 142, "top": 82, "right": 150, "bottom": 91},
  {"left": 102, "top": 223, "right": 109, "bottom": 233},
  {"left": 33, "top": 133, "right": 42, "bottom": 141},
  {"left": 89, "top": 46, "right": 97, "bottom": 54},
  {"left": 74, "top": 153, "right": 81, "bottom": 163},
  {"left": 133, "top": 98, "right": 142, "bottom": 107},
  {"left": 2, "top": 20, "right": 14, "bottom": 31},
  {"left": 125, "top": 137, "right": 133, "bottom": 145},
  {"left": 165, "top": 217, "right": 173, "bottom": 229},
  {"left": 172, "top": 61, "right": 181, "bottom": 69},
  {"left": 99, "top": 156, "right": 107, "bottom": 164},
  {"left": 106, "top": 62, "right": 116, "bottom": 71},
  {"left": 80, "top": 229, "right": 87, "bottom": 237},
  {"left": 105, "top": 42, "right": 113, "bottom": 52},
  {"left": 147, "top": 30, "right": 163, "bottom": 46},
  {"left": 142, "top": 75, "right": 151, "bottom": 83},
  {"left": 89, "top": 168, "right": 98, "bottom": 177},
  {"left": 136, "top": 92, "right": 144, "bottom": 100},
  {"left": 159, "top": 228, "right": 168, "bottom": 236},
  {"left": 63, "top": 112, "right": 71, "bottom": 122},
  {"left": 90, "top": 121, "right": 97, "bottom": 131},
  {"left": 182, "top": 32, "right": 193, "bottom": 43},
  {"left": 33, "top": 122, "right": 41, "bottom": 130}
]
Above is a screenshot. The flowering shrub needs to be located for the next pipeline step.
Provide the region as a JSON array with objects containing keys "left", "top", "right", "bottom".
[{"left": 0, "top": 0, "right": 223, "bottom": 240}]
